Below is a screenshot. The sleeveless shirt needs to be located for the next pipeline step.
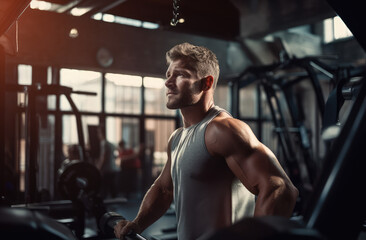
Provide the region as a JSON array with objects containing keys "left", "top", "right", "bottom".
[{"left": 170, "top": 106, "right": 255, "bottom": 240}]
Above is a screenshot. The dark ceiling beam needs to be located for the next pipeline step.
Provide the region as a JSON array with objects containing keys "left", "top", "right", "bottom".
[
  {"left": 231, "top": 0, "right": 335, "bottom": 38},
  {"left": 55, "top": 0, "right": 82, "bottom": 13},
  {"left": 83, "top": 0, "right": 127, "bottom": 17}
]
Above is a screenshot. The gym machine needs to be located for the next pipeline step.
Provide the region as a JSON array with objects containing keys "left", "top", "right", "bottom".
[
  {"left": 5, "top": 83, "right": 95, "bottom": 202},
  {"left": 232, "top": 54, "right": 366, "bottom": 212},
  {"left": 2, "top": 83, "right": 147, "bottom": 239},
  {"left": 4, "top": 155, "right": 147, "bottom": 240},
  {"left": 2, "top": 158, "right": 147, "bottom": 239}
]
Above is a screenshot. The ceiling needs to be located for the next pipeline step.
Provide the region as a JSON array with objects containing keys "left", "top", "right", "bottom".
[
  {"left": 0, "top": 0, "right": 338, "bottom": 40},
  {"left": 28, "top": 0, "right": 241, "bottom": 39},
  {"left": 2, "top": 0, "right": 365, "bottom": 50}
]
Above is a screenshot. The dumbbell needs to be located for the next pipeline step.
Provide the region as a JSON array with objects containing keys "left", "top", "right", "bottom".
[{"left": 99, "top": 212, "right": 147, "bottom": 240}]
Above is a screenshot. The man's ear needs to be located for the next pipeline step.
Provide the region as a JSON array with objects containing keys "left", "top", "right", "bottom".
[{"left": 201, "top": 76, "right": 214, "bottom": 91}]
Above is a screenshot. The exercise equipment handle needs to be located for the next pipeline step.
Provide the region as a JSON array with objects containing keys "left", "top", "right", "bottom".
[{"left": 99, "top": 212, "right": 146, "bottom": 240}]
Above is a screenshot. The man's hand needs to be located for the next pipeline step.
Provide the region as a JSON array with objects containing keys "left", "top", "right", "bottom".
[{"left": 114, "top": 219, "right": 142, "bottom": 239}]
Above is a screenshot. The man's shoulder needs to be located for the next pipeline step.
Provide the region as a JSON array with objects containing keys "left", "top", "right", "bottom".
[
  {"left": 209, "top": 113, "right": 243, "bottom": 129},
  {"left": 207, "top": 114, "right": 253, "bottom": 140},
  {"left": 206, "top": 115, "right": 258, "bottom": 157}
]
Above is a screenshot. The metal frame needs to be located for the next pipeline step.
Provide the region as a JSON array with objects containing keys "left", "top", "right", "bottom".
[
  {"left": 234, "top": 56, "right": 342, "bottom": 211},
  {"left": 6, "top": 84, "right": 96, "bottom": 203}
]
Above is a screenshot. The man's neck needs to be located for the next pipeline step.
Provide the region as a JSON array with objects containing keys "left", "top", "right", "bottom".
[{"left": 180, "top": 100, "right": 214, "bottom": 128}]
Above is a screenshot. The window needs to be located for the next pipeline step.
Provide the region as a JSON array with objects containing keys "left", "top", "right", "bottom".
[
  {"left": 105, "top": 73, "right": 142, "bottom": 114},
  {"left": 60, "top": 68, "right": 102, "bottom": 112},
  {"left": 324, "top": 16, "right": 353, "bottom": 43},
  {"left": 106, "top": 117, "right": 140, "bottom": 149},
  {"left": 18, "top": 64, "right": 32, "bottom": 85},
  {"left": 62, "top": 115, "right": 99, "bottom": 156},
  {"left": 145, "top": 119, "right": 176, "bottom": 178}
]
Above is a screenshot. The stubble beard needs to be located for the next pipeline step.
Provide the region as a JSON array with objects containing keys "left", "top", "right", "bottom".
[{"left": 166, "top": 93, "right": 197, "bottom": 110}]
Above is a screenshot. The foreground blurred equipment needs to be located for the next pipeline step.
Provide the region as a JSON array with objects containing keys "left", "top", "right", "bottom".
[
  {"left": 208, "top": 216, "right": 323, "bottom": 240},
  {"left": 0, "top": 207, "right": 77, "bottom": 240},
  {"left": 58, "top": 158, "right": 147, "bottom": 240}
]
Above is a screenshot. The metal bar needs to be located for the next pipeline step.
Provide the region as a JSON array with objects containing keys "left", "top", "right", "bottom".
[
  {"left": 304, "top": 63, "right": 326, "bottom": 117},
  {"left": 309, "top": 61, "right": 334, "bottom": 79},
  {"left": 261, "top": 81, "right": 303, "bottom": 189},
  {"left": 0, "top": 45, "right": 5, "bottom": 197},
  {"left": 65, "top": 94, "right": 86, "bottom": 162},
  {"left": 24, "top": 89, "right": 38, "bottom": 203},
  {"left": 101, "top": 73, "right": 106, "bottom": 113},
  {"left": 256, "top": 84, "right": 262, "bottom": 142},
  {"left": 229, "top": 80, "right": 239, "bottom": 118},
  {"left": 71, "top": 90, "right": 97, "bottom": 96}
]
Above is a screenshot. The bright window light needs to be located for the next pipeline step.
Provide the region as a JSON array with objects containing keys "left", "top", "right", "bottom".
[
  {"left": 60, "top": 68, "right": 101, "bottom": 85},
  {"left": 323, "top": 16, "right": 353, "bottom": 43},
  {"left": 106, "top": 73, "right": 142, "bottom": 87},
  {"left": 30, "top": 0, "right": 52, "bottom": 10},
  {"left": 144, "top": 77, "right": 165, "bottom": 89},
  {"left": 70, "top": 7, "right": 92, "bottom": 16},
  {"left": 333, "top": 16, "right": 353, "bottom": 40},
  {"left": 323, "top": 18, "right": 334, "bottom": 43},
  {"left": 18, "top": 64, "right": 32, "bottom": 85},
  {"left": 142, "top": 22, "right": 159, "bottom": 29},
  {"left": 92, "top": 13, "right": 103, "bottom": 20},
  {"left": 92, "top": 13, "right": 159, "bottom": 29},
  {"left": 103, "top": 14, "right": 115, "bottom": 23},
  {"left": 30, "top": 0, "right": 50, "bottom": 10},
  {"left": 115, "top": 16, "right": 142, "bottom": 27}
]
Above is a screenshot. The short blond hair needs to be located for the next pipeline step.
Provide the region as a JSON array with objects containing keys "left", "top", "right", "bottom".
[{"left": 166, "top": 42, "right": 220, "bottom": 89}]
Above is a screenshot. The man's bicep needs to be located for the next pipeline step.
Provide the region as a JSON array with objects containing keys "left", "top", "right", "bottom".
[
  {"left": 214, "top": 121, "right": 263, "bottom": 194},
  {"left": 225, "top": 147, "right": 262, "bottom": 195},
  {"left": 216, "top": 120, "right": 282, "bottom": 194},
  {"left": 227, "top": 143, "right": 291, "bottom": 196}
]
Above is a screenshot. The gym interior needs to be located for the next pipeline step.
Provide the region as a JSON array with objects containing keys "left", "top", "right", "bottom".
[{"left": 1, "top": 0, "right": 366, "bottom": 239}]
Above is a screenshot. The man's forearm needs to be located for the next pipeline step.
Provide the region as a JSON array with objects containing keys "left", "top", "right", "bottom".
[{"left": 133, "top": 182, "right": 173, "bottom": 232}]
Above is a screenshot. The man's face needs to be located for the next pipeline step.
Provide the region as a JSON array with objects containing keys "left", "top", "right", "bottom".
[{"left": 165, "top": 59, "right": 202, "bottom": 109}]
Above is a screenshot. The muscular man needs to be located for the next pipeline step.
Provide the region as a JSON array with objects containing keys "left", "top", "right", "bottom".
[{"left": 115, "top": 43, "right": 298, "bottom": 239}]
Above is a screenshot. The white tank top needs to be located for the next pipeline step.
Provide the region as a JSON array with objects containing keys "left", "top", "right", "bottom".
[{"left": 170, "top": 106, "right": 255, "bottom": 240}]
